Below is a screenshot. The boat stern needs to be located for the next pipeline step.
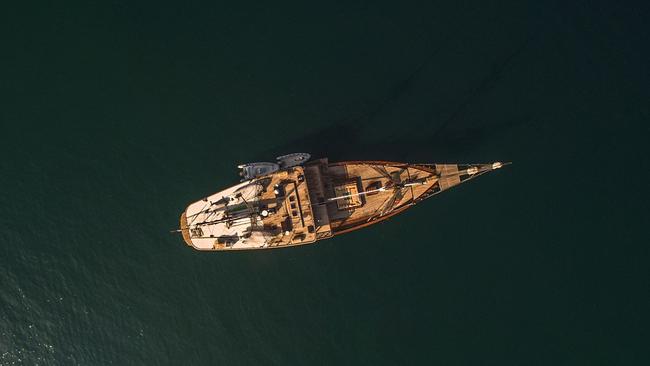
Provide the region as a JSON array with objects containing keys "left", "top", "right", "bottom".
[{"left": 179, "top": 211, "right": 193, "bottom": 247}]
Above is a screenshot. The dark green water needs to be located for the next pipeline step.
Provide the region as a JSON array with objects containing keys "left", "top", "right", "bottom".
[{"left": 1, "top": 1, "right": 649, "bottom": 364}]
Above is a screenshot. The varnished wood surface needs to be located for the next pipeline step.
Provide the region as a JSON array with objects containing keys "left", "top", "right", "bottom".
[
  {"left": 258, "top": 167, "right": 318, "bottom": 246},
  {"left": 319, "top": 162, "right": 439, "bottom": 233},
  {"left": 180, "top": 159, "right": 503, "bottom": 250}
]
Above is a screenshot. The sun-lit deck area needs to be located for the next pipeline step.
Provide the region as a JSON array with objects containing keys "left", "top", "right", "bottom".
[
  {"left": 320, "top": 162, "right": 438, "bottom": 233},
  {"left": 257, "top": 167, "right": 319, "bottom": 247},
  {"left": 181, "top": 166, "right": 320, "bottom": 250}
]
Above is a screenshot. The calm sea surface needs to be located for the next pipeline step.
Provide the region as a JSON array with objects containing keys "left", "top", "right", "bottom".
[{"left": 1, "top": 1, "right": 649, "bottom": 364}]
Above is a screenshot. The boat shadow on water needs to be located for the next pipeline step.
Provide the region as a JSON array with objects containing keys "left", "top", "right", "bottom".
[
  {"left": 261, "top": 38, "right": 534, "bottom": 163},
  {"left": 262, "top": 116, "right": 526, "bottom": 164}
]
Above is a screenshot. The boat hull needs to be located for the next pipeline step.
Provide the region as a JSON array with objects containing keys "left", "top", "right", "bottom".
[{"left": 178, "top": 159, "right": 508, "bottom": 251}]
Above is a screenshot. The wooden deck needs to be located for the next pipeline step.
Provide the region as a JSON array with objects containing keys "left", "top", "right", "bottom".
[
  {"left": 180, "top": 158, "right": 507, "bottom": 250},
  {"left": 258, "top": 167, "right": 318, "bottom": 247},
  {"left": 179, "top": 212, "right": 192, "bottom": 246},
  {"left": 303, "top": 159, "right": 333, "bottom": 239},
  {"left": 318, "top": 162, "right": 439, "bottom": 233}
]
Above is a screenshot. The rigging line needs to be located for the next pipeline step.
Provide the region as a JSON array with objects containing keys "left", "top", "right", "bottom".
[
  {"left": 202, "top": 208, "right": 222, "bottom": 221},
  {"left": 187, "top": 184, "right": 264, "bottom": 223},
  {"left": 406, "top": 166, "right": 416, "bottom": 203},
  {"left": 369, "top": 165, "right": 393, "bottom": 181},
  {"left": 418, "top": 168, "right": 497, "bottom": 200},
  {"left": 359, "top": 175, "right": 391, "bottom": 181},
  {"left": 188, "top": 201, "right": 210, "bottom": 225},
  {"left": 237, "top": 193, "right": 260, "bottom": 229},
  {"left": 187, "top": 203, "right": 224, "bottom": 224},
  {"left": 185, "top": 197, "right": 230, "bottom": 220}
]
